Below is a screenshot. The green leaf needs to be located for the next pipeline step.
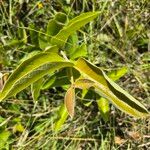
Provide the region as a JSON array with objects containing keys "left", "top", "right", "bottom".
[
  {"left": 70, "top": 43, "right": 87, "bottom": 60},
  {"left": 19, "top": 51, "right": 41, "bottom": 64},
  {"left": 44, "top": 45, "right": 59, "bottom": 53},
  {"left": 1, "top": 39, "right": 23, "bottom": 50},
  {"left": 54, "top": 104, "right": 68, "bottom": 131},
  {"left": 31, "top": 78, "right": 43, "bottom": 101},
  {"left": 38, "top": 29, "right": 50, "bottom": 50},
  {"left": 74, "top": 58, "right": 149, "bottom": 118},
  {"left": 42, "top": 68, "right": 80, "bottom": 89},
  {"left": 107, "top": 67, "right": 128, "bottom": 81},
  {"left": 97, "top": 97, "right": 110, "bottom": 122},
  {"left": 13, "top": 123, "right": 25, "bottom": 133},
  {"left": 97, "top": 67, "right": 128, "bottom": 122},
  {"left": 51, "top": 11, "right": 100, "bottom": 48},
  {"left": 74, "top": 78, "right": 95, "bottom": 107},
  {"left": 42, "top": 70, "right": 70, "bottom": 90},
  {"left": 47, "top": 12, "right": 67, "bottom": 41},
  {"left": 65, "top": 32, "right": 78, "bottom": 57},
  {"left": 0, "top": 130, "right": 11, "bottom": 149},
  {"left": 0, "top": 52, "right": 74, "bottom": 101}
]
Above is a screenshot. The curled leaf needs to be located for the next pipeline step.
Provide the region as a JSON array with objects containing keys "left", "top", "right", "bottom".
[
  {"left": 64, "top": 85, "right": 75, "bottom": 118},
  {"left": 74, "top": 58, "right": 149, "bottom": 118}
]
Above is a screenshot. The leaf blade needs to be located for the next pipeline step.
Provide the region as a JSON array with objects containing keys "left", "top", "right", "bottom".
[
  {"left": 54, "top": 104, "right": 68, "bottom": 131},
  {"left": 0, "top": 52, "right": 73, "bottom": 101},
  {"left": 51, "top": 12, "right": 100, "bottom": 47},
  {"left": 74, "top": 58, "right": 149, "bottom": 118},
  {"left": 97, "top": 97, "right": 110, "bottom": 122}
]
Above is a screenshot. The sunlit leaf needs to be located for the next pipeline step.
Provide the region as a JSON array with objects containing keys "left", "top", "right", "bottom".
[
  {"left": 54, "top": 104, "right": 68, "bottom": 131},
  {"left": 97, "top": 97, "right": 110, "bottom": 122},
  {"left": 70, "top": 43, "right": 87, "bottom": 60},
  {"left": 0, "top": 52, "right": 73, "bottom": 101},
  {"left": 0, "top": 130, "right": 11, "bottom": 149},
  {"left": 44, "top": 45, "right": 59, "bottom": 53},
  {"left": 74, "top": 58, "right": 149, "bottom": 118},
  {"left": 107, "top": 67, "right": 128, "bottom": 81},
  {"left": 13, "top": 123, "right": 25, "bottom": 133},
  {"left": 97, "top": 66, "right": 128, "bottom": 122},
  {"left": 51, "top": 11, "right": 100, "bottom": 47}
]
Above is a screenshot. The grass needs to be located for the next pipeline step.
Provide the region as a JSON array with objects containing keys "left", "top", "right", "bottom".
[{"left": 0, "top": 0, "right": 150, "bottom": 149}]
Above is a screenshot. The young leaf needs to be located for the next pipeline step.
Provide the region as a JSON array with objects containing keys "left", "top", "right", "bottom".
[
  {"left": 74, "top": 58, "right": 149, "bottom": 118},
  {"left": 51, "top": 11, "right": 100, "bottom": 47},
  {"left": 64, "top": 85, "right": 75, "bottom": 118},
  {"left": 54, "top": 104, "right": 68, "bottom": 131},
  {"left": 107, "top": 67, "right": 128, "bottom": 81},
  {"left": 0, "top": 52, "right": 74, "bottom": 101},
  {"left": 47, "top": 12, "right": 67, "bottom": 41},
  {"left": 0, "top": 130, "right": 11, "bottom": 149},
  {"left": 31, "top": 78, "right": 43, "bottom": 101},
  {"left": 70, "top": 43, "right": 87, "bottom": 60},
  {"left": 97, "top": 97, "right": 110, "bottom": 122}
]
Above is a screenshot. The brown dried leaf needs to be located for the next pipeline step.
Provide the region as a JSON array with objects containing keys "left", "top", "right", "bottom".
[
  {"left": 115, "top": 136, "right": 126, "bottom": 145},
  {"left": 0, "top": 79, "right": 3, "bottom": 91},
  {"left": 0, "top": 73, "right": 9, "bottom": 91},
  {"left": 128, "top": 131, "right": 141, "bottom": 140},
  {"left": 64, "top": 86, "right": 75, "bottom": 118}
]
